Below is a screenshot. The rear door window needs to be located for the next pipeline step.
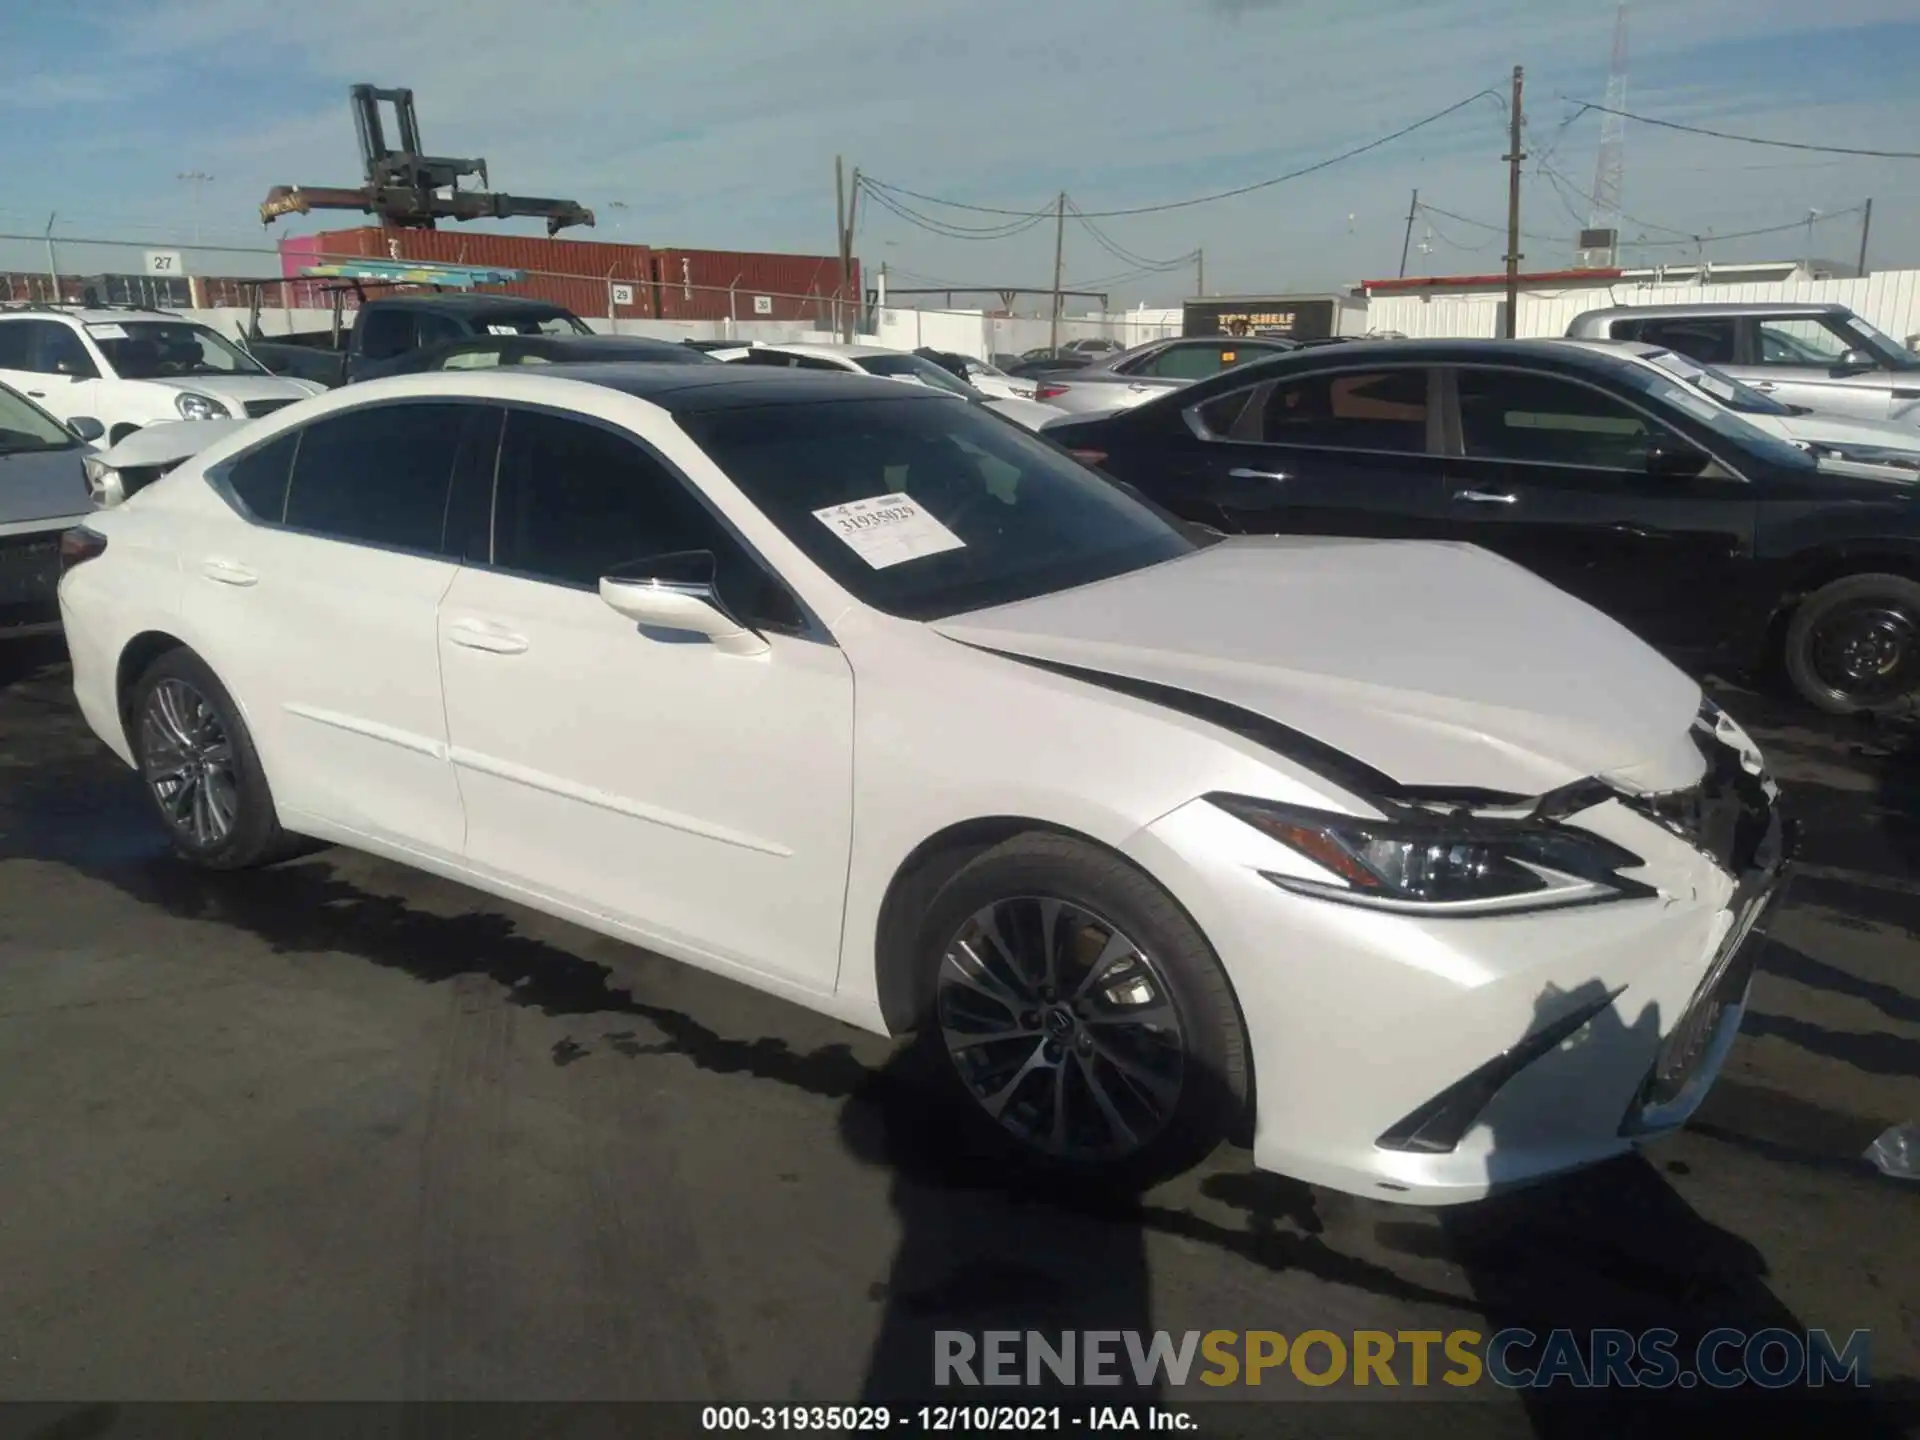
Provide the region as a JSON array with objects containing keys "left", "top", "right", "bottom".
[
  {"left": 1251, "top": 368, "right": 1432, "bottom": 452},
  {"left": 282, "top": 402, "right": 472, "bottom": 553}
]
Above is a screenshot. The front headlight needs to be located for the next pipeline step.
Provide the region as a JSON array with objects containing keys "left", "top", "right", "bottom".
[
  {"left": 1209, "top": 794, "right": 1649, "bottom": 915},
  {"left": 175, "top": 392, "right": 230, "bottom": 420}
]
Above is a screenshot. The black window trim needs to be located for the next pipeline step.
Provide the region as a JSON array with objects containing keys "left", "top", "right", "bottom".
[
  {"left": 1181, "top": 361, "right": 1444, "bottom": 458},
  {"left": 204, "top": 394, "right": 834, "bottom": 645},
  {"left": 1436, "top": 362, "right": 1754, "bottom": 484},
  {"left": 203, "top": 397, "right": 484, "bottom": 560},
  {"left": 470, "top": 399, "right": 834, "bottom": 646}
]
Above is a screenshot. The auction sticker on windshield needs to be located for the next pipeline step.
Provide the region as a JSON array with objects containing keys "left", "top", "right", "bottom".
[
  {"left": 813, "top": 493, "right": 965, "bottom": 569},
  {"left": 85, "top": 323, "right": 128, "bottom": 340}
]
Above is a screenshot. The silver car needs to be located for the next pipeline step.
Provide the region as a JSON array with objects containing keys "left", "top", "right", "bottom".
[
  {"left": 1032, "top": 335, "right": 1298, "bottom": 414},
  {"left": 1565, "top": 302, "right": 1920, "bottom": 426},
  {"left": 0, "top": 382, "right": 100, "bottom": 639}
]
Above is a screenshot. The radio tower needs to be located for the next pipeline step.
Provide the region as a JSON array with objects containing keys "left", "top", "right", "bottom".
[{"left": 1582, "top": 4, "right": 1629, "bottom": 265}]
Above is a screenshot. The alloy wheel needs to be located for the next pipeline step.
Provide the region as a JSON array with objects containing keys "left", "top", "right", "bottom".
[
  {"left": 935, "top": 896, "right": 1186, "bottom": 1161},
  {"left": 139, "top": 678, "right": 239, "bottom": 848},
  {"left": 1808, "top": 600, "right": 1920, "bottom": 706}
]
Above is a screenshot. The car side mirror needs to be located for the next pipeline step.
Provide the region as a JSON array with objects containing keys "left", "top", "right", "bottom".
[
  {"left": 598, "top": 550, "right": 770, "bottom": 657},
  {"left": 1837, "top": 348, "right": 1878, "bottom": 370},
  {"left": 68, "top": 416, "right": 105, "bottom": 442},
  {"left": 1645, "top": 440, "right": 1710, "bottom": 480}
]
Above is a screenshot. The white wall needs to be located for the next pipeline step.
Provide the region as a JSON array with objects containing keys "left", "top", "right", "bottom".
[
  {"left": 1366, "top": 269, "right": 1920, "bottom": 344},
  {"left": 187, "top": 302, "right": 1187, "bottom": 361}
]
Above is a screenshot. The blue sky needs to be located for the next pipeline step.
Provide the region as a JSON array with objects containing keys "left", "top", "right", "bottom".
[{"left": 3, "top": 0, "right": 1917, "bottom": 302}]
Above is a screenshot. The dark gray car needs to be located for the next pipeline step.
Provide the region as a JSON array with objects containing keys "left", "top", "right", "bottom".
[
  {"left": 0, "top": 381, "right": 98, "bottom": 637},
  {"left": 1565, "top": 302, "right": 1920, "bottom": 426}
]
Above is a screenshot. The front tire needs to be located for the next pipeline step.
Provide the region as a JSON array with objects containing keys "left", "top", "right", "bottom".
[
  {"left": 916, "top": 833, "right": 1250, "bottom": 1188},
  {"left": 128, "top": 649, "right": 293, "bottom": 869},
  {"left": 1784, "top": 572, "right": 1920, "bottom": 716}
]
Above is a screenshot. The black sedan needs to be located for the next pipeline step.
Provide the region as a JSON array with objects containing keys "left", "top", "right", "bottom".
[
  {"left": 369, "top": 332, "right": 718, "bottom": 377},
  {"left": 1046, "top": 338, "right": 1920, "bottom": 715}
]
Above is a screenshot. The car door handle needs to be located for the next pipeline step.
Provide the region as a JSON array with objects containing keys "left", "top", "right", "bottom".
[
  {"left": 446, "top": 619, "right": 529, "bottom": 655},
  {"left": 1228, "top": 467, "right": 1289, "bottom": 483},
  {"left": 1453, "top": 489, "right": 1518, "bottom": 505},
  {"left": 1749, "top": 381, "right": 1778, "bottom": 393},
  {"left": 200, "top": 558, "right": 257, "bottom": 586},
  {"left": 26, "top": 390, "right": 46, "bottom": 399}
]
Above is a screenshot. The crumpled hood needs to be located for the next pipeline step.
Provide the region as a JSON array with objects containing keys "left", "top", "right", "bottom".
[{"left": 932, "top": 536, "right": 1707, "bottom": 796}]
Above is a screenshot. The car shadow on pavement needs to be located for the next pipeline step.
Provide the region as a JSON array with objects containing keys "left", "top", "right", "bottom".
[{"left": 4, "top": 704, "right": 1912, "bottom": 1435}]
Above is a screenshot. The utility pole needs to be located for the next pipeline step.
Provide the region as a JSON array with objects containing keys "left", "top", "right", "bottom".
[
  {"left": 841, "top": 167, "right": 861, "bottom": 342},
  {"left": 834, "top": 156, "right": 848, "bottom": 342},
  {"left": 178, "top": 170, "right": 214, "bottom": 246},
  {"left": 1048, "top": 191, "right": 1066, "bottom": 356},
  {"left": 1858, "top": 198, "right": 1874, "bottom": 277},
  {"left": 43, "top": 213, "right": 59, "bottom": 301},
  {"left": 1503, "top": 66, "right": 1525, "bottom": 339},
  {"left": 1398, "top": 188, "right": 1419, "bottom": 279},
  {"left": 1196, "top": 248, "right": 1204, "bottom": 298}
]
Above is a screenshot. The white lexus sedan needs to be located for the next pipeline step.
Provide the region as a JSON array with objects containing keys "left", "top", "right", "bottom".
[{"left": 56, "top": 361, "right": 1790, "bottom": 1203}]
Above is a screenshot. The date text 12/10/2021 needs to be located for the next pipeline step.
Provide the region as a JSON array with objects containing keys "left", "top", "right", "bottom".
[{"left": 702, "top": 1406, "right": 1195, "bottom": 1432}]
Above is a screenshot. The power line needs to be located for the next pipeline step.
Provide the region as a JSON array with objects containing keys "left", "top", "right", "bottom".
[
  {"left": 1065, "top": 200, "right": 1195, "bottom": 273},
  {"left": 1418, "top": 201, "right": 1568, "bottom": 245},
  {"left": 860, "top": 185, "right": 1051, "bottom": 241},
  {"left": 1536, "top": 159, "right": 1695, "bottom": 239},
  {"left": 862, "top": 87, "right": 1503, "bottom": 220},
  {"left": 1565, "top": 101, "right": 1920, "bottom": 159}
]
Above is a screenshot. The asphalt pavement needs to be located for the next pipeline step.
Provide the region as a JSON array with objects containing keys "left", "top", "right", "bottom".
[{"left": 0, "top": 635, "right": 1915, "bottom": 1437}]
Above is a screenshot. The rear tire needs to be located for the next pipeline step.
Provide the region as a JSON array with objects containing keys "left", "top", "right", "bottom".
[
  {"left": 913, "top": 832, "right": 1250, "bottom": 1190},
  {"left": 128, "top": 649, "right": 295, "bottom": 869},
  {"left": 1783, "top": 572, "right": 1920, "bottom": 716}
]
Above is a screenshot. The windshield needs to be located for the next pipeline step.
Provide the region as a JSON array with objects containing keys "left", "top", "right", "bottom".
[
  {"left": 90, "top": 321, "right": 267, "bottom": 379},
  {"left": 1840, "top": 313, "right": 1920, "bottom": 370},
  {"left": 1610, "top": 363, "right": 1816, "bottom": 472},
  {"left": 0, "top": 382, "right": 77, "bottom": 452},
  {"left": 854, "top": 353, "right": 979, "bottom": 399},
  {"left": 680, "top": 396, "right": 1197, "bottom": 620},
  {"left": 477, "top": 311, "right": 594, "bottom": 337},
  {"left": 1640, "top": 348, "right": 1793, "bottom": 416}
]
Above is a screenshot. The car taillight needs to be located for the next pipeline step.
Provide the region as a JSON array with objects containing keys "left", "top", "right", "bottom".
[
  {"left": 1036, "top": 383, "right": 1069, "bottom": 401},
  {"left": 1068, "top": 449, "right": 1108, "bottom": 466},
  {"left": 60, "top": 526, "right": 108, "bottom": 572}
]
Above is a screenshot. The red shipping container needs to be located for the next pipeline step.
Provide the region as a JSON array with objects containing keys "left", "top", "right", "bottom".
[
  {"left": 652, "top": 248, "right": 859, "bottom": 324},
  {"left": 299, "top": 226, "right": 658, "bottom": 319}
]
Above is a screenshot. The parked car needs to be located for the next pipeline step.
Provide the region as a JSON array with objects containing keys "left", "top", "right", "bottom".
[
  {"left": 683, "top": 338, "right": 753, "bottom": 354},
  {"left": 1046, "top": 338, "right": 1920, "bottom": 716},
  {"left": 1005, "top": 351, "right": 1095, "bottom": 380},
  {"left": 80, "top": 419, "right": 251, "bottom": 509},
  {"left": 714, "top": 342, "right": 1064, "bottom": 430},
  {"left": 1575, "top": 339, "right": 1920, "bottom": 469},
  {"left": 1031, "top": 336, "right": 1300, "bottom": 415},
  {"left": 1060, "top": 337, "right": 1127, "bottom": 356},
  {"left": 367, "top": 332, "right": 718, "bottom": 377},
  {"left": 246, "top": 341, "right": 349, "bottom": 390},
  {"left": 57, "top": 360, "right": 1787, "bottom": 1200},
  {"left": 1565, "top": 302, "right": 1920, "bottom": 426},
  {"left": 0, "top": 306, "right": 322, "bottom": 444},
  {"left": 914, "top": 347, "right": 1040, "bottom": 402},
  {"left": 1, "top": 380, "right": 99, "bottom": 637},
  {"left": 345, "top": 294, "right": 595, "bottom": 383}
]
